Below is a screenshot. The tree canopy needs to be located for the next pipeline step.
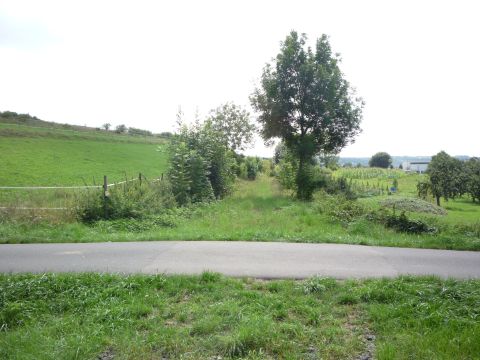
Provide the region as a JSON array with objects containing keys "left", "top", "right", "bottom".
[
  {"left": 207, "top": 103, "right": 256, "bottom": 152},
  {"left": 251, "top": 31, "right": 363, "bottom": 199},
  {"left": 369, "top": 152, "right": 392, "bottom": 168},
  {"left": 426, "top": 151, "right": 466, "bottom": 206}
]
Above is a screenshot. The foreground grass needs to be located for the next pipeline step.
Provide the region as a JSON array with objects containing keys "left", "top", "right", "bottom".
[
  {"left": 2, "top": 175, "right": 479, "bottom": 250},
  {"left": 1, "top": 273, "right": 479, "bottom": 359}
]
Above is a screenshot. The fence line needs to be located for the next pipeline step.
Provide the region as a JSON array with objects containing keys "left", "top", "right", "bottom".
[
  {"left": 0, "top": 173, "right": 164, "bottom": 211},
  {"left": 0, "top": 177, "right": 142, "bottom": 190},
  {"left": 0, "top": 207, "right": 67, "bottom": 210}
]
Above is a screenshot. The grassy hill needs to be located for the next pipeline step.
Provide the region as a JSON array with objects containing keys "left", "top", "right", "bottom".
[{"left": 0, "top": 122, "right": 168, "bottom": 186}]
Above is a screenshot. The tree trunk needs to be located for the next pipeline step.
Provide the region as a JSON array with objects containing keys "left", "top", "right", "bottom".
[
  {"left": 296, "top": 155, "right": 305, "bottom": 200},
  {"left": 436, "top": 196, "right": 440, "bottom": 206}
]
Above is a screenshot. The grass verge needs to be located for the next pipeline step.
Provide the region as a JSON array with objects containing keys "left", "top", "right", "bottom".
[{"left": 1, "top": 273, "right": 479, "bottom": 359}]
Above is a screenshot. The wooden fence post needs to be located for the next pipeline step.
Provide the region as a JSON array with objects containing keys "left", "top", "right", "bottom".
[{"left": 103, "top": 175, "right": 108, "bottom": 219}]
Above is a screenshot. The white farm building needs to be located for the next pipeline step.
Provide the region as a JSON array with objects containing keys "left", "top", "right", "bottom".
[{"left": 402, "top": 161, "right": 430, "bottom": 173}]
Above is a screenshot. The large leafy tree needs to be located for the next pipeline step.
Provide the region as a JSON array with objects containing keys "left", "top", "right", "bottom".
[
  {"left": 251, "top": 31, "right": 363, "bottom": 199},
  {"left": 369, "top": 152, "right": 392, "bottom": 168}
]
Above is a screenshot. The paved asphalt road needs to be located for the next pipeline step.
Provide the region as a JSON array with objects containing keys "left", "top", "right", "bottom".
[{"left": 1, "top": 241, "right": 480, "bottom": 279}]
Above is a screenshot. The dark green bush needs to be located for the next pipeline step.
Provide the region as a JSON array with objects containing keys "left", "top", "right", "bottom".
[{"left": 373, "top": 211, "right": 437, "bottom": 234}]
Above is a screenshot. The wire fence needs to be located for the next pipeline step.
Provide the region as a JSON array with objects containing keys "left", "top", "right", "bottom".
[{"left": 0, "top": 173, "right": 164, "bottom": 211}]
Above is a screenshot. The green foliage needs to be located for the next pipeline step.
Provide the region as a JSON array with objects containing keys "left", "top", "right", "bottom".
[
  {"left": 114, "top": 124, "right": 127, "bottom": 134},
  {"left": 127, "top": 127, "right": 153, "bottom": 136},
  {"left": 168, "top": 118, "right": 236, "bottom": 206},
  {"left": 324, "top": 176, "right": 357, "bottom": 200},
  {"left": 335, "top": 167, "right": 405, "bottom": 180},
  {"left": 465, "top": 157, "right": 480, "bottom": 202},
  {"left": 251, "top": 31, "right": 363, "bottom": 200},
  {"left": 426, "top": 151, "right": 467, "bottom": 205},
  {"left": 295, "top": 163, "right": 316, "bottom": 201},
  {"left": 318, "top": 153, "right": 340, "bottom": 170},
  {"left": 314, "top": 192, "right": 365, "bottom": 223},
  {"left": 374, "top": 211, "right": 437, "bottom": 234},
  {"left": 244, "top": 157, "right": 262, "bottom": 180},
  {"left": 369, "top": 152, "right": 392, "bottom": 168},
  {"left": 207, "top": 103, "right": 256, "bottom": 151},
  {"left": 392, "top": 178, "right": 398, "bottom": 190},
  {"left": 302, "top": 276, "right": 337, "bottom": 294},
  {"left": 74, "top": 180, "right": 176, "bottom": 223},
  {"left": 420, "top": 154, "right": 480, "bottom": 205}
]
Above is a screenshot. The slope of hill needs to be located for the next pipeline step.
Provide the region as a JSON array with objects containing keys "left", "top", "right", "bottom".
[{"left": 0, "top": 114, "right": 169, "bottom": 186}]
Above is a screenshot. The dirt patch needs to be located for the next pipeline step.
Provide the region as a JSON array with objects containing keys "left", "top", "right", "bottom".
[{"left": 97, "top": 348, "right": 115, "bottom": 360}]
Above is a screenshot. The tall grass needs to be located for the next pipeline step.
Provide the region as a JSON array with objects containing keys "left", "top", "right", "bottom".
[{"left": 1, "top": 273, "right": 478, "bottom": 359}]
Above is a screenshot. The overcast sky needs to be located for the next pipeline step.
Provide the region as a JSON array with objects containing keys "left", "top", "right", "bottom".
[{"left": 1, "top": 0, "right": 479, "bottom": 157}]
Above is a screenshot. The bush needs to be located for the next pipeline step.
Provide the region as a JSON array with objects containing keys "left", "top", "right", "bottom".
[
  {"left": 277, "top": 159, "right": 297, "bottom": 190},
  {"left": 74, "top": 180, "right": 176, "bottom": 223},
  {"left": 313, "top": 192, "right": 366, "bottom": 223},
  {"left": 324, "top": 177, "right": 357, "bottom": 200},
  {"left": 245, "top": 157, "right": 261, "bottom": 180},
  {"left": 168, "top": 122, "right": 236, "bottom": 205},
  {"left": 373, "top": 211, "right": 437, "bottom": 234}
]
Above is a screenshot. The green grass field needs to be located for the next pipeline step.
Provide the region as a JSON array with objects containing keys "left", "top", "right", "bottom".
[
  {"left": 0, "top": 123, "right": 169, "bottom": 211},
  {"left": 1, "top": 273, "right": 478, "bottom": 359},
  {"left": 0, "top": 124, "right": 168, "bottom": 186}
]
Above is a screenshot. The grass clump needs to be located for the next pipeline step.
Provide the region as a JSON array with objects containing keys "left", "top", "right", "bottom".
[{"left": 302, "top": 276, "right": 337, "bottom": 294}]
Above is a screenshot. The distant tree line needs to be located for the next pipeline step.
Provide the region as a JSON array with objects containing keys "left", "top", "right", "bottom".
[{"left": 101, "top": 122, "right": 172, "bottom": 138}]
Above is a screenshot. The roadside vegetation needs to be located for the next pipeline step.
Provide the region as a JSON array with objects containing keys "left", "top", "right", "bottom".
[
  {"left": 1, "top": 272, "right": 479, "bottom": 359},
  {"left": 2, "top": 174, "right": 479, "bottom": 250}
]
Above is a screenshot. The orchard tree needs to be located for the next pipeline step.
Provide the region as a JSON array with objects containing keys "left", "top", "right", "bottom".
[
  {"left": 369, "top": 152, "right": 392, "bottom": 168},
  {"left": 427, "top": 151, "right": 466, "bottom": 206},
  {"left": 466, "top": 157, "right": 480, "bottom": 203},
  {"left": 207, "top": 103, "right": 256, "bottom": 151},
  {"left": 251, "top": 31, "right": 363, "bottom": 200}
]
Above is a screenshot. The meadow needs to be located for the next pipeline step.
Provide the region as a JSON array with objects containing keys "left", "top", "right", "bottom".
[
  {"left": 0, "top": 123, "right": 167, "bottom": 186},
  {"left": 0, "top": 123, "right": 169, "bottom": 210},
  {"left": 1, "top": 123, "right": 479, "bottom": 250},
  {"left": 1, "top": 272, "right": 478, "bottom": 359}
]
